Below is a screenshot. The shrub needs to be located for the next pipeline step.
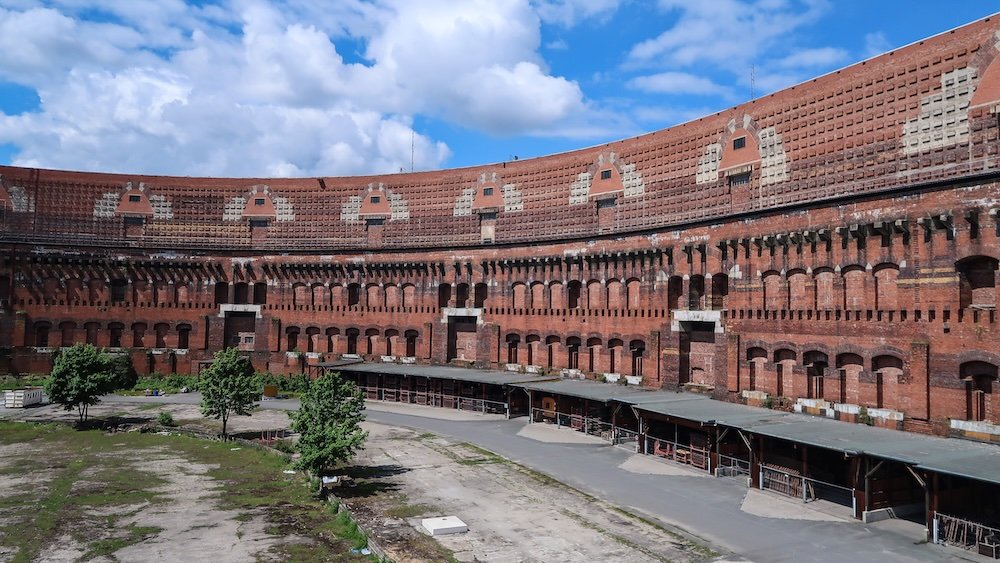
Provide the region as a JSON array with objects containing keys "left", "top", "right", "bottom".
[
  {"left": 157, "top": 411, "right": 175, "bottom": 426},
  {"left": 253, "top": 372, "right": 311, "bottom": 394}
]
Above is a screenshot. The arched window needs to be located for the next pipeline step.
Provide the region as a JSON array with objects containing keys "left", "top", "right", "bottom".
[
  {"left": 667, "top": 276, "right": 683, "bottom": 310},
  {"left": 214, "top": 281, "right": 229, "bottom": 305},
  {"left": 957, "top": 256, "right": 998, "bottom": 309},
  {"left": 285, "top": 326, "right": 300, "bottom": 352},
  {"left": 567, "top": 281, "right": 582, "bottom": 309},
  {"left": 154, "top": 323, "right": 169, "bottom": 348},
  {"left": 131, "top": 322, "right": 147, "bottom": 348},
  {"left": 474, "top": 282, "right": 488, "bottom": 308},
  {"left": 59, "top": 321, "right": 76, "bottom": 347},
  {"left": 843, "top": 267, "right": 867, "bottom": 310},
  {"left": 347, "top": 283, "right": 361, "bottom": 307},
  {"left": 630, "top": 339, "right": 645, "bottom": 378},
  {"left": 438, "top": 283, "right": 452, "bottom": 308},
  {"left": 253, "top": 282, "right": 268, "bottom": 305},
  {"left": 803, "top": 350, "right": 828, "bottom": 399},
  {"left": 763, "top": 272, "right": 783, "bottom": 310},
  {"left": 873, "top": 264, "right": 899, "bottom": 310},
  {"left": 566, "top": 337, "right": 581, "bottom": 370},
  {"left": 787, "top": 270, "right": 810, "bottom": 310},
  {"left": 960, "top": 361, "right": 997, "bottom": 421},
  {"left": 346, "top": 328, "right": 360, "bottom": 354},
  {"left": 325, "top": 327, "right": 339, "bottom": 353},
  {"left": 455, "top": 283, "right": 469, "bottom": 308},
  {"left": 872, "top": 355, "right": 904, "bottom": 409},
  {"left": 505, "top": 333, "right": 520, "bottom": 364},
  {"left": 108, "top": 323, "right": 124, "bottom": 348},
  {"left": 177, "top": 324, "right": 192, "bottom": 350},
  {"left": 710, "top": 274, "right": 728, "bottom": 310},
  {"left": 404, "top": 329, "right": 419, "bottom": 357},
  {"left": 34, "top": 322, "right": 52, "bottom": 347},
  {"left": 746, "top": 347, "right": 767, "bottom": 391},
  {"left": 233, "top": 282, "right": 249, "bottom": 304},
  {"left": 688, "top": 275, "right": 705, "bottom": 310}
]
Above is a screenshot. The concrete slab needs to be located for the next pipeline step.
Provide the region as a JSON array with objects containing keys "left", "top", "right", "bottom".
[
  {"left": 421, "top": 516, "right": 469, "bottom": 536},
  {"left": 617, "top": 455, "right": 711, "bottom": 478},
  {"left": 516, "top": 423, "right": 609, "bottom": 445},
  {"left": 739, "top": 489, "right": 845, "bottom": 522}
]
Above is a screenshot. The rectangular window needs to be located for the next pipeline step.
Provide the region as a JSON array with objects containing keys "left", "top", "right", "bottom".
[
  {"left": 483, "top": 187, "right": 493, "bottom": 196},
  {"left": 128, "top": 195, "right": 141, "bottom": 202},
  {"left": 600, "top": 169, "right": 612, "bottom": 180},
  {"left": 728, "top": 171, "right": 751, "bottom": 186},
  {"left": 254, "top": 198, "right": 266, "bottom": 205},
  {"left": 733, "top": 136, "right": 746, "bottom": 150},
  {"left": 371, "top": 196, "right": 381, "bottom": 204}
]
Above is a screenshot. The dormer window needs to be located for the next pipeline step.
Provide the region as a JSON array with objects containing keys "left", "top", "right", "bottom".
[
  {"left": 254, "top": 198, "right": 265, "bottom": 206},
  {"left": 600, "top": 169, "right": 612, "bottom": 180},
  {"left": 733, "top": 136, "right": 746, "bottom": 150},
  {"left": 128, "top": 195, "right": 141, "bottom": 202},
  {"left": 483, "top": 187, "right": 493, "bottom": 196},
  {"left": 371, "top": 196, "right": 381, "bottom": 204}
]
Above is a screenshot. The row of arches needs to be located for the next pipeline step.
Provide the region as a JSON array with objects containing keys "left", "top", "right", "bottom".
[
  {"left": 757, "top": 256, "right": 1000, "bottom": 311},
  {"left": 32, "top": 320, "right": 192, "bottom": 350},
  {"left": 284, "top": 326, "right": 420, "bottom": 357},
  {"left": 503, "top": 333, "right": 647, "bottom": 376},
  {"left": 744, "top": 346, "right": 998, "bottom": 421}
]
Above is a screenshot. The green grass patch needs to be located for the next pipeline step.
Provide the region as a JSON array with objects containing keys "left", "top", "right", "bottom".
[
  {"left": 0, "top": 421, "right": 377, "bottom": 561},
  {"left": 384, "top": 503, "right": 435, "bottom": 519},
  {"left": 0, "top": 374, "right": 48, "bottom": 391},
  {"left": 80, "top": 524, "right": 162, "bottom": 561}
]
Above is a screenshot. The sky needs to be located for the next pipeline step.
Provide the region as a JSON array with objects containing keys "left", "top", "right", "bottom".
[{"left": 0, "top": 1, "right": 997, "bottom": 179}]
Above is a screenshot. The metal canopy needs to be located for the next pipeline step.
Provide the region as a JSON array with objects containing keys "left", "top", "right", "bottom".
[
  {"left": 334, "top": 362, "right": 557, "bottom": 386},
  {"left": 513, "top": 379, "right": 672, "bottom": 404}
]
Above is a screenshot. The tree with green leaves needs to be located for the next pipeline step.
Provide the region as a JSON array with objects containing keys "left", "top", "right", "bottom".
[
  {"left": 199, "top": 347, "right": 258, "bottom": 439},
  {"left": 292, "top": 371, "right": 367, "bottom": 475},
  {"left": 45, "top": 343, "right": 138, "bottom": 423}
]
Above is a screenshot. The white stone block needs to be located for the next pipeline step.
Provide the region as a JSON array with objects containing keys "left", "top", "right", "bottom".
[{"left": 421, "top": 516, "right": 468, "bottom": 536}]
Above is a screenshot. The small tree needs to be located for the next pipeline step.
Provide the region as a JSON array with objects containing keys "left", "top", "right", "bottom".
[
  {"left": 292, "top": 371, "right": 367, "bottom": 475},
  {"left": 45, "top": 343, "right": 134, "bottom": 423},
  {"left": 199, "top": 348, "right": 258, "bottom": 439}
]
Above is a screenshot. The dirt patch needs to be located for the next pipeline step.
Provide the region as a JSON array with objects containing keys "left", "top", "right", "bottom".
[
  {"left": 339, "top": 422, "right": 715, "bottom": 563},
  {"left": 0, "top": 422, "right": 363, "bottom": 562}
]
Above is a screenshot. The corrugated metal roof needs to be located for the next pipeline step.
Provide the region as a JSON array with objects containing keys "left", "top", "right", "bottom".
[{"left": 514, "top": 379, "right": 673, "bottom": 403}]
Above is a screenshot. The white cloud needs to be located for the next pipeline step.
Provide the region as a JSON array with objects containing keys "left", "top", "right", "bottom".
[
  {"left": 864, "top": 31, "right": 891, "bottom": 58},
  {"left": 0, "top": 0, "right": 599, "bottom": 176},
  {"left": 777, "top": 46, "right": 847, "bottom": 68},
  {"left": 627, "top": 71, "right": 731, "bottom": 96},
  {"left": 533, "top": 0, "right": 621, "bottom": 27},
  {"left": 628, "top": 0, "right": 832, "bottom": 71}
]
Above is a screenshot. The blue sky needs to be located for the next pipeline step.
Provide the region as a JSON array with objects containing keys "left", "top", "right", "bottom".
[{"left": 0, "top": 1, "right": 996, "bottom": 177}]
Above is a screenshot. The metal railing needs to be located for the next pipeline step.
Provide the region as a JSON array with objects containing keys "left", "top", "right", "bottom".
[
  {"left": 644, "top": 437, "right": 711, "bottom": 471},
  {"left": 716, "top": 453, "right": 751, "bottom": 478},
  {"left": 934, "top": 513, "right": 1000, "bottom": 555},
  {"left": 760, "top": 466, "right": 856, "bottom": 515},
  {"left": 359, "top": 385, "right": 509, "bottom": 416}
]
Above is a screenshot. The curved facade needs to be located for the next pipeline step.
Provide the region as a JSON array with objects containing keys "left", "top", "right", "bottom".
[{"left": 4, "top": 16, "right": 1000, "bottom": 437}]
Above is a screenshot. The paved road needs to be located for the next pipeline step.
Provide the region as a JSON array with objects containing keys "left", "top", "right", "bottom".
[{"left": 38, "top": 395, "right": 981, "bottom": 562}]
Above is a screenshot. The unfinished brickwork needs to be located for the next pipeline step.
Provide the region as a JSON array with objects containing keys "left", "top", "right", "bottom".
[{"left": 4, "top": 16, "right": 1000, "bottom": 438}]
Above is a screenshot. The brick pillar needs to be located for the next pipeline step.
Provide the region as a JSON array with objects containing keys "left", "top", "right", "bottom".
[
  {"left": 13, "top": 311, "right": 26, "bottom": 347},
  {"left": 681, "top": 276, "right": 690, "bottom": 310},
  {"left": 908, "top": 342, "right": 930, "bottom": 420},
  {"left": 661, "top": 329, "right": 681, "bottom": 389},
  {"left": 727, "top": 333, "right": 740, "bottom": 397}
]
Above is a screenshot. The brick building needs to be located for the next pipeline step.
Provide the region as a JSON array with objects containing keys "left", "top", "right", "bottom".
[{"left": 4, "top": 15, "right": 1000, "bottom": 442}]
